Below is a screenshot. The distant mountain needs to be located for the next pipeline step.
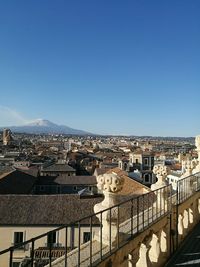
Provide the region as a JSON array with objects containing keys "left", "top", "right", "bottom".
[{"left": 1, "top": 119, "right": 92, "bottom": 135}]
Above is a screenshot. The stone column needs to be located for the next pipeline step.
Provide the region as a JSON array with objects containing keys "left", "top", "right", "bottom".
[
  {"left": 181, "top": 160, "right": 192, "bottom": 178},
  {"left": 193, "top": 135, "right": 200, "bottom": 173},
  {"left": 151, "top": 165, "right": 170, "bottom": 211},
  {"left": 94, "top": 173, "right": 125, "bottom": 246},
  {"left": 128, "top": 247, "right": 140, "bottom": 267},
  {"left": 151, "top": 165, "right": 170, "bottom": 189},
  {"left": 181, "top": 160, "right": 195, "bottom": 196},
  {"left": 136, "top": 236, "right": 152, "bottom": 267}
]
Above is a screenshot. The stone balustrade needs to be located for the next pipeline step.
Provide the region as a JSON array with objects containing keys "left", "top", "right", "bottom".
[
  {"left": 3, "top": 136, "right": 200, "bottom": 267},
  {"left": 45, "top": 163, "right": 200, "bottom": 267}
]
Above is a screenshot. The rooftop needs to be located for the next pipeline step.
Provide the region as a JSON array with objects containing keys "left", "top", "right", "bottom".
[
  {"left": 0, "top": 194, "right": 102, "bottom": 226},
  {"left": 41, "top": 163, "right": 76, "bottom": 173}
]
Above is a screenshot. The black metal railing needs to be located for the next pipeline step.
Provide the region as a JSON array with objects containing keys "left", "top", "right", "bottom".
[
  {"left": 0, "top": 184, "right": 172, "bottom": 267},
  {"left": 176, "top": 172, "right": 200, "bottom": 204},
  {"left": 174, "top": 171, "right": 200, "bottom": 249},
  {"left": 4, "top": 168, "right": 200, "bottom": 267}
]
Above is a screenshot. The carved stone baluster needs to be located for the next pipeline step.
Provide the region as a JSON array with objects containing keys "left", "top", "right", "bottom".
[
  {"left": 128, "top": 246, "right": 140, "bottom": 267},
  {"left": 188, "top": 207, "right": 194, "bottom": 224},
  {"left": 183, "top": 209, "right": 189, "bottom": 237},
  {"left": 198, "top": 199, "right": 200, "bottom": 214},
  {"left": 178, "top": 213, "right": 184, "bottom": 236},
  {"left": 159, "top": 229, "right": 167, "bottom": 253},
  {"left": 135, "top": 233, "right": 152, "bottom": 267},
  {"left": 149, "top": 232, "right": 161, "bottom": 265},
  {"left": 156, "top": 228, "right": 169, "bottom": 266},
  {"left": 192, "top": 135, "right": 200, "bottom": 173},
  {"left": 94, "top": 173, "right": 125, "bottom": 246},
  {"left": 151, "top": 165, "right": 170, "bottom": 212},
  {"left": 181, "top": 160, "right": 192, "bottom": 178}
]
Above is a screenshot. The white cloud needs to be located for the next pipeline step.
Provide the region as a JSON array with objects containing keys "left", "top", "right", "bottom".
[{"left": 0, "top": 106, "right": 30, "bottom": 126}]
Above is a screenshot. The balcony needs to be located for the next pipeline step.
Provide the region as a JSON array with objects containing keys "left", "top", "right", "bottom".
[{"left": 1, "top": 145, "right": 200, "bottom": 266}]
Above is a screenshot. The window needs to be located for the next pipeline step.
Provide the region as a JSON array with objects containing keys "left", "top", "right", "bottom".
[
  {"left": 83, "top": 232, "right": 91, "bottom": 243},
  {"left": 124, "top": 162, "right": 127, "bottom": 170},
  {"left": 13, "top": 232, "right": 23, "bottom": 245},
  {"left": 40, "top": 186, "right": 45, "bottom": 191},
  {"left": 144, "top": 174, "right": 150, "bottom": 183},
  {"left": 57, "top": 186, "right": 61, "bottom": 194},
  {"left": 135, "top": 159, "right": 139, "bottom": 164},
  {"left": 144, "top": 158, "right": 149, "bottom": 166},
  {"left": 12, "top": 263, "right": 20, "bottom": 267},
  {"left": 47, "top": 232, "right": 56, "bottom": 247}
]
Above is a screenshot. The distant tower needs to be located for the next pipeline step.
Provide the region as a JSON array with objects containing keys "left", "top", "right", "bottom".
[
  {"left": 64, "top": 139, "right": 72, "bottom": 152},
  {"left": 3, "top": 128, "right": 12, "bottom": 146}
]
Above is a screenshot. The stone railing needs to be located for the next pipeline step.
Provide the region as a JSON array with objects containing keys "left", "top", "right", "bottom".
[{"left": 1, "top": 134, "right": 200, "bottom": 267}]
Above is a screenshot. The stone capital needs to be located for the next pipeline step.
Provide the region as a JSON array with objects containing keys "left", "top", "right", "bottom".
[
  {"left": 94, "top": 173, "right": 125, "bottom": 246},
  {"left": 193, "top": 135, "right": 200, "bottom": 173},
  {"left": 151, "top": 165, "right": 170, "bottom": 190},
  {"left": 96, "top": 172, "right": 124, "bottom": 193}
]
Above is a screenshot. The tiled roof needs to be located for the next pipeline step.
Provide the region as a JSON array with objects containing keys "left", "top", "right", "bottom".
[
  {"left": 0, "top": 194, "right": 102, "bottom": 225},
  {"left": 0, "top": 192, "right": 155, "bottom": 227},
  {"left": 0, "top": 166, "right": 14, "bottom": 176},
  {"left": 93, "top": 168, "right": 107, "bottom": 176},
  {"left": 106, "top": 167, "right": 150, "bottom": 197},
  {"left": 0, "top": 170, "right": 38, "bottom": 194},
  {"left": 36, "top": 175, "right": 97, "bottom": 185},
  {"left": 42, "top": 164, "right": 75, "bottom": 173}
]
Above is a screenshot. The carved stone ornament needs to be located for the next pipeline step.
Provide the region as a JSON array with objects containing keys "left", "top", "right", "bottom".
[
  {"left": 193, "top": 135, "right": 200, "bottom": 173},
  {"left": 97, "top": 173, "right": 124, "bottom": 193},
  {"left": 182, "top": 160, "right": 193, "bottom": 177},
  {"left": 94, "top": 173, "right": 125, "bottom": 245},
  {"left": 153, "top": 165, "right": 170, "bottom": 184},
  {"left": 195, "top": 135, "right": 200, "bottom": 152}
]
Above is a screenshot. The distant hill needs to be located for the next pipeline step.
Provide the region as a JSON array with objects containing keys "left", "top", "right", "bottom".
[{"left": 0, "top": 119, "right": 92, "bottom": 135}]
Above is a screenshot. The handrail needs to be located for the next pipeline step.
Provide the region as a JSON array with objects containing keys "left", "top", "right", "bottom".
[
  {"left": 0, "top": 171, "right": 199, "bottom": 266},
  {"left": 0, "top": 184, "right": 167, "bottom": 255}
]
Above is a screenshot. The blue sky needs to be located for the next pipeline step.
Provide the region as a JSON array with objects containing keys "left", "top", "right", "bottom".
[{"left": 0, "top": 0, "right": 199, "bottom": 136}]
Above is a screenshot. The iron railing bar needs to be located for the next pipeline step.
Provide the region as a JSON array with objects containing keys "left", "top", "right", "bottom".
[
  {"left": 160, "top": 188, "right": 162, "bottom": 216},
  {"left": 142, "top": 194, "right": 145, "bottom": 229},
  {"left": 78, "top": 222, "right": 81, "bottom": 266},
  {"left": 100, "top": 212, "right": 103, "bottom": 260},
  {"left": 49, "top": 240, "right": 52, "bottom": 267},
  {"left": 0, "top": 184, "right": 175, "bottom": 255},
  {"left": 109, "top": 208, "right": 112, "bottom": 253},
  {"left": 64, "top": 226, "right": 68, "bottom": 267},
  {"left": 31, "top": 239, "right": 34, "bottom": 267},
  {"left": 1, "top": 173, "right": 200, "bottom": 259},
  {"left": 147, "top": 194, "right": 149, "bottom": 225},
  {"left": 90, "top": 216, "right": 92, "bottom": 267},
  {"left": 137, "top": 197, "right": 139, "bottom": 232},
  {"left": 9, "top": 249, "right": 13, "bottom": 267},
  {"left": 131, "top": 198, "right": 133, "bottom": 236},
  {"left": 117, "top": 205, "right": 119, "bottom": 248}
]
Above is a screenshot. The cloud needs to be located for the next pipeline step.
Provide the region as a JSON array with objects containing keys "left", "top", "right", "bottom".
[{"left": 0, "top": 106, "right": 30, "bottom": 126}]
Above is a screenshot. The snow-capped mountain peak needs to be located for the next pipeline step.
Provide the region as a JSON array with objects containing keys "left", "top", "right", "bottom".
[
  {"left": 27, "top": 119, "right": 55, "bottom": 127},
  {"left": 1, "top": 119, "right": 91, "bottom": 135}
]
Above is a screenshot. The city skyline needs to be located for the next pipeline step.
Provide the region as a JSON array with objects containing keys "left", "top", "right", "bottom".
[{"left": 0, "top": 1, "right": 200, "bottom": 136}]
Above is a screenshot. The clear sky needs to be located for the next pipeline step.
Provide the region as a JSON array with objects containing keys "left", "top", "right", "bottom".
[{"left": 0, "top": 0, "right": 199, "bottom": 136}]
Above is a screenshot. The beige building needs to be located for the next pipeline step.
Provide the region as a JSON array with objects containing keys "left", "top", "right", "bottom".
[
  {"left": 2, "top": 128, "right": 12, "bottom": 146},
  {"left": 118, "top": 152, "right": 155, "bottom": 186},
  {"left": 0, "top": 168, "right": 150, "bottom": 267},
  {"left": 0, "top": 195, "right": 101, "bottom": 267},
  {"left": 40, "top": 163, "right": 76, "bottom": 177}
]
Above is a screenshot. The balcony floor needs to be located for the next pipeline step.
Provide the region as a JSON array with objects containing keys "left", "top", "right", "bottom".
[{"left": 165, "top": 222, "right": 200, "bottom": 266}]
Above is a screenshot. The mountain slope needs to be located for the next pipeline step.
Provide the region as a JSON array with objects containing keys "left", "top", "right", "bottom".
[{"left": 1, "top": 119, "right": 91, "bottom": 135}]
